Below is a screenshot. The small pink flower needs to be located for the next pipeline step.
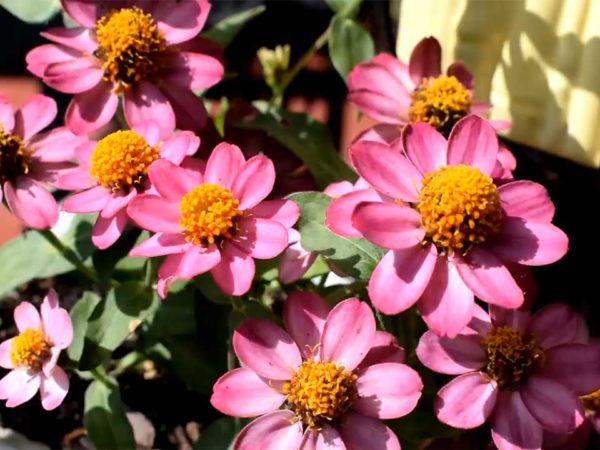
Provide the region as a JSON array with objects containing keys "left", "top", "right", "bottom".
[
  {"left": 416, "top": 304, "right": 600, "bottom": 450},
  {"left": 0, "top": 94, "right": 83, "bottom": 228},
  {"left": 127, "top": 142, "right": 299, "bottom": 297},
  {"left": 0, "top": 290, "right": 73, "bottom": 410},
  {"left": 329, "top": 115, "right": 568, "bottom": 337},
  {"left": 61, "top": 121, "right": 199, "bottom": 249},
  {"left": 27, "top": 0, "right": 224, "bottom": 136},
  {"left": 211, "top": 291, "right": 418, "bottom": 450}
]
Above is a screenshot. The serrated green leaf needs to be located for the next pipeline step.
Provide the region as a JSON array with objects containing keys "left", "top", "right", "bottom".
[
  {"left": 0, "top": 0, "right": 60, "bottom": 23},
  {"left": 329, "top": 16, "right": 375, "bottom": 79},
  {"left": 202, "top": 5, "right": 265, "bottom": 48},
  {"left": 67, "top": 291, "right": 101, "bottom": 365}
]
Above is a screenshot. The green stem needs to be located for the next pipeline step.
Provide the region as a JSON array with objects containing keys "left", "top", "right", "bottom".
[
  {"left": 374, "top": 309, "right": 387, "bottom": 332},
  {"left": 38, "top": 229, "right": 97, "bottom": 283},
  {"left": 144, "top": 257, "right": 158, "bottom": 289},
  {"left": 91, "top": 366, "right": 113, "bottom": 386}
]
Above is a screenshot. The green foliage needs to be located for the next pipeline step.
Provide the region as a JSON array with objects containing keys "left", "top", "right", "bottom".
[
  {"left": 196, "top": 417, "right": 247, "bottom": 450},
  {"left": 68, "top": 291, "right": 102, "bottom": 365},
  {"left": 329, "top": 16, "right": 375, "bottom": 79},
  {"left": 0, "top": 0, "right": 60, "bottom": 23},
  {"left": 325, "top": 0, "right": 362, "bottom": 16},
  {"left": 202, "top": 5, "right": 266, "bottom": 48}
]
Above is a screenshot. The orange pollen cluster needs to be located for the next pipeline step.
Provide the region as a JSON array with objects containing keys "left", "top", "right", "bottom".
[
  {"left": 581, "top": 389, "right": 600, "bottom": 412},
  {"left": 89, "top": 130, "right": 160, "bottom": 192},
  {"left": 482, "top": 326, "right": 545, "bottom": 390},
  {"left": 94, "top": 6, "right": 166, "bottom": 90},
  {"left": 0, "top": 129, "right": 30, "bottom": 184},
  {"left": 409, "top": 75, "right": 471, "bottom": 136},
  {"left": 282, "top": 360, "right": 357, "bottom": 430},
  {"left": 178, "top": 184, "right": 242, "bottom": 246},
  {"left": 10, "top": 328, "right": 51, "bottom": 372},
  {"left": 416, "top": 164, "right": 503, "bottom": 255}
]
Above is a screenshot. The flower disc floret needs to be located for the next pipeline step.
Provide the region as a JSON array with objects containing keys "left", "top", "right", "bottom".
[
  {"left": 416, "top": 164, "right": 503, "bottom": 255},
  {"left": 10, "top": 328, "right": 51, "bottom": 372},
  {"left": 89, "top": 130, "right": 160, "bottom": 191},
  {"left": 282, "top": 359, "right": 357, "bottom": 430},
  {"left": 178, "top": 184, "right": 242, "bottom": 246},
  {"left": 0, "top": 129, "right": 30, "bottom": 183}
]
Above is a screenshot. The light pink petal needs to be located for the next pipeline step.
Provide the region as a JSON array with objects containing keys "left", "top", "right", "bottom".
[
  {"left": 4, "top": 178, "right": 58, "bottom": 229},
  {"left": 368, "top": 245, "right": 437, "bottom": 315},
  {"left": 124, "top": 81, "right": 176, "bottom": 140},
  {"left": 543, "top": 343, "right": 600, "bottom": 395},
  {"left": 91, "top": 209, "right": 128, "bottom": 249},
  {"left": 324, "top": 181, "right": 355, "bottom": 197},
  {"left": 446, "top": 61, "right": 474, "bottom": 90},
  {"left": 402, "top": 122, "right": 448, "bottom": 174},
  {"left": 133, "top": 120, "right": 161, "bottom": 146},
  {"left": 127, "top": 194, "right": 181, "bottom": 234},
  {"left": 498, "top": 181, "right": 555, "bottom": 222},
  {"left": 40, "top": 366, "right": 69, "bottom": 411},
  {"left": 40, "top": 27, "right": 96, "bottom": 53},
  {"left": 435, "top": 372, "right": 498, "bottom": 429},
  {"left": 232, "top": 318, "right": 301, "bottom": 380},
  {"left": 0, "top": 339, "right": 14, "bottom": 369},
  {"left": 154, "top": 0, "right": 211, "bottom": 45},
  {"left": 326, "top": 189, "right": 382, "bottom": 238},
  {"left": 529, "top": 304, "right": 589, "bottom": 349},
  {"left": 100, "top": 190, "right": 136, "bottom": 219},
  {"left": 62, "top": 187, "right": 111, "bottom": 213},
  {"left": 42, "top": 347, "right": 60, "bottom": 377},
  {"left": 316, "top": 425, "right": 345, "bottom": 450},
  {"left": 416, "top": 330, "right": 486, "bottom": 375},
  {"left": 0, "top": 95, "right": 15, "bottom": 131},
  {"left": 60, "top": 0, "right": 98, "bottom": 27},
  {"left": 352, "top": 202, "right": 424, "bottom": 250},
  {"left": 350, "top": 140, "right": 422, "bottom": 202},
  {"left": 352, "top": 124, "right": 402, "bottom": 146},
  {"left": 419, "top": 258, "right": 474, "bottom": 338},
  {"left": 13, "top": 95, "right": 57, "bottom": 141},
  {"left": 211, "top": 243, "right": 255, "bottom": 296},
  {"left": 176, "top": 244, "right": 221, "bottom": 279},
  {"left": 354, "top": 362, "right": 422, "bottom": 419},
  {"left": 409, "top": 37, "right": 442, "bottom": 83},
  {"left": 204, "top": 142, "right": 245, "bottom": 188},
  {"left": 232, "top": 155, "right": 276, "bottom": 210},
  {"left": 148, "top": 159, "right": 198, "bottom": 202},
  {"left": 320, "top": 298, "right": 376, "bottom": 370},
  {"left": 233, "top": 410, "right": 304, "bottom": 450},
  {"left": 283, "top": 291, "right": 329, "bottom": 359},
  {"left": 74, "top": 141, "right": 94, "bottom": 167},
  {"left": 210, "top": 367, "right": 285, "bottom": 417},
  {"left": 492, "top": 218, "right": 569, "bottom": 266},
  {"left": 234, "top": 218, "right": 288, "bottom": 259},
  {"left": 279, "top": 240, "right": 317, "bottom": 284},
  {"left": 160, "top": 83, "right": 208, "bottom": 133},
  {"left": 447, "top": 115, "right": 498, "bottom": 175},
  {"left": 491, "top": 391, "right": 543, "bottom": 450},
  {"left": 26, "top": 44, "right": 79, "bottom": 78},
  {"left": 129, "top": 233, "right": 189, "bottom": 257},
  {"left": 66, "top": 82, "right": 118, "bottom": 135},
  {"left": 339, "top": 412, "right": 401, "bottom": 450},
  {"left": 13, "top": 302, "right": 41, "bottom": 332},
  {"left": 497, "top": 145, "right": 517, "bottom": 172},
  {"left": 29, "top": 127, "right": 84, "bottom": 162},
  {"left": 42, "top": 286, "right": 58, "bottom": 314},
  {"left": 358, "top": 331, "right": 405, "bottom": 369},
  {"left": 249, "top": 199, "right": 300, "bottom": 228},
  {"left": 166, "top": 51, "right": 224, "bottom": 90},
  {"left": 44, "top": 58, "right": 104, "bottom": 94},
  {"left": 0, "top": 370, "right": 40, "bottom": 407},
  {"left": 42, "top": 307, "right": 72, "bottom": 349},
  {"left": 159, "top": 131, "right": 200, "bottom": 165}
]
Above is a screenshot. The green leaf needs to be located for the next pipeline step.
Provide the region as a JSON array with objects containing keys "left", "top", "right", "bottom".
[
  {"left": 325, "top": 0, "right": 362, "bottom": 16},
  {"left": 0, "top": 0, "right": 60, "bottom": 23},
  {"left": 202, "top": 5, "right": 266, "bottom": 48},
  {"left": 196, "top": 417, "right": 247, "bottom": 450},
  {"left": 329, "top": 16, "right": 375, "bottom": 79},
  {"left": 288, "top": 191, "right": 384, "bottom": 280},
  {"left": 238, "top": 108, "right": 355, "bottom": 188},
  {"left": 84, "top": 378, "right": 136, "bottom": 450},
  {"left": 67, "top": 291, "right": 102, "bottom": 365}
]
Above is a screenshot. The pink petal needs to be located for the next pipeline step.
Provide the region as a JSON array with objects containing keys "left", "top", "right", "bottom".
[
  {"left": 160, "top": 83, "right": 208, "bottom": 133},
  {"left": 40, "top": 366, "right": 69, "bottom": 411},
  {"left": 154, "top": 0, "right": 211, "bottom": 45},
  {"left": 13, "top": 302, "right": 41, "bottom": 332},
  {"left": 66, "top": 82, "right": 118, "bottom": 135},
  {"left": 368, "top": 245, "right": 437, "bottom": 314},
  {"left": 352, "top": 124, "right": 402, "bottom": 146},
  {"left": 232, "top": 155, "right": 276, "bottom": 210},
  {"left": 233, "top": 411, "right": 303, "bottom": 450},
  {"left": 26, "top": 44, "right": 79, "bottom": 78},
  {"left": 210, "top": 367, "right": 285, "bottom": 417},
  {"left": 204, "top": 142, "right": 245, "bottom": 188},
  {"left": 416, "top": 330, "right": 486, "bottom": 375},
  {"left": 278, "top": 239, "right": 317, "bottom": 284},
  {"left": 157, "top": 253, "right": 184, "bottom": 298},
  {"left": 166, "top": 51, "right": 224, "bottom": 90},
  {"left": 29, "top": 127, "right": 84, "bottom": 162},
  {"left": 249, "top": 199, "right": 300, "bottom": 229},
  {"left": 127, "top": 194, "right": 181, "bottom": 234},
  {"left": 488, "top": 306, "right": 531, "bottom": 332},
  {"left": 446, "top": 61, "right": 474, "bottom": 90},
  {"left": 176, "top": 244, "right": 221, "bottom": 279},
  {"left": 234, "top": 218, "right": 288, "bottom": 259},
  {"left": 129, "top": 233, "right": 189, "bottom": 257},
  {"left": 61, "top": 0, "right": 98, "bottom": 27},
  {"left": 498, "top": 181, "right": 555, "bottom": 222},
  {"left": 13, "top": 95, "right": 57, "bottom": 141},
  {"left": 447, "top": 115, "right": 498, "bottom": 175},
  {"left": 320, "top": 298, "right": 376, "bottom": 371},
  {"left": 419, "top": 258, "right": 474, "bottom": 338},
  {"left": 41, "top": 289, "right": 60, "bottom": 328},
  {"left": 324, "top": 181, "right": 355, "bottom": 197},
  {"left": 42, "top": 307, "right": 72, "bottom": 349},
  {"left": 148, "top": 159, "right": 198, "bottom": 202},
  {"left": 339, "top": 412, "right": 401, "bottom": 450},
  {"left": 0, "top": 95, "right": 15, "bottom": 131},
  {"left": 100, "top": 190, "right": 137, "bottom": 219},
  {"left": 62, "top": 187, "right": 111, "bottom": 213},
  {"left": 316, "top": 425, "right": 346, "bottom": 450},
  {"left": 75, "top": 141, "right": 94, "bottom": 167},
  {"left": 350, "top": 140, "right": 422, "bottom": 202},
  {"left": 210, "top": 243, "right": 255, "bottom": 296},
  {"left": 91, "top": 209, "right": 128, "bottom": 249},
  {"left": 232, "top": 318, "right": 301, "bottom": 380},
  {"left": 326, "top": 189, "right": 382, "bottom": 238},
  {"left": 44, "top": 58, "right": 104, "bottom": 94},
  {"left": 159, "top": 131, "right": 200, "bottom": 165},
  {"left": 529, "top": 304, "right": 589, "bottom": 349},
  {"left": 354, "top": 362, "right": 422, "bottom": 419},
  {"left": 0, "top": 370, "right": 40, "bottom": 407},
  {"left": 358, "top": 331, "right": 405, "bottom": 369},
  {"left": 4, "top": 178, "right": 58, "bottom": 229},
  {"left": 542, "top": 344, "right": 600, "bottom": 395},
  {"left": 283, "top": 291, "right": 329, "bottom": 359},
  {"left": 0, "top": 339, "right": 14, "bottom": 369},
  {"left": 124, "top": 81, "right": 176, "bottom": 139},
  {"left": 40, "top": 27, "right": 96, "bottom": 53},
  {"left": 409, "top": 37, "right": 442, "bottom": 83},
  {"left": 491, "top": 391, "right": 543, "bottom": 450},
  {"left": 352, "top": 202, "right": 424, "bottom": 249},
  {"left": 42, "top": 347, "right": 60, "bottom": 377},
  {"left": 402, "top": 122, "right": 448, "bottom": 174}
]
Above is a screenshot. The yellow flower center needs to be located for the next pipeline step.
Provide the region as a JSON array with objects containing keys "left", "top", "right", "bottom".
[
  {"left": 95, "top": 6, "right": 167, "bottom": 91},
  {"left": 482, "top": 326, "right": 545, "bottom": 390},
  {"left": 282, "top": 360, "right": 357, "bottom": 430},
  {"left": 409, "top": 75, "right": 471, "bottom": 136},
  {"left": 580, "top": 389, "right": 600, "bottom": 412},
  {"left": 178, "top": 184, "right": 242, "bottom": 246},
  {"left": 10, "top": 328, "right": 51, "bottom": 372},
  {"left": 416, "top": 164, "right": 503, "bottom": 255},
  {"left": 0, "top": 129, "right": 30, "bottom": 184},
  {"left": 89, "top": 130, "right": 160, "bottom": 192}
]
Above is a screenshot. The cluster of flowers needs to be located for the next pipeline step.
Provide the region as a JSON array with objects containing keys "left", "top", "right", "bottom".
[{"left": 0, "top": 1, "right": 598, "bottom": 449}]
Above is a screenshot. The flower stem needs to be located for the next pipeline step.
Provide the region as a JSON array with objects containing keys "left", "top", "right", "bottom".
[{"left": 38, "top": 229, "right": 97, "bottom": 283}]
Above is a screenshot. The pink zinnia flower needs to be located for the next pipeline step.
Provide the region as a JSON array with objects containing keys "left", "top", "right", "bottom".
[
  {"left": 0, "top": 94, "right": 83, "bottom": 228},
  {"left": 27, "top": 0, "right": 224, "bottom": 136},
  {"left": 61, "top": 121, "right": 199, "bottom": 249},
  {"left": 211, "top": 291, "right": 419, "bottom": 450},
  {"left": 0, "top": 290, "right": 73, "bottom": 410},
  {"left": 330, "top": 115, "right": 568, "bottom": 337},
  {"left": 416, "top": 304, "right": 600, "bottom": 450},
  {"left": 127, "top": 142, "right": 299, "bottom": 297}
]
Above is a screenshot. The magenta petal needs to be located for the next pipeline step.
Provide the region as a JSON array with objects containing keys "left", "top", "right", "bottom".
[
  {"left": 167, "top": 51, "right": 224, "bottom": 90},
  {"left": 100, "top": 190, "right": 136, "bottom": 219},
  {"left": 368, "top": 245, "right": 437, "bottom": 315},
  {"left": 325, "top": 189, "right": 382, "bottom": 238},
  {"left": 250, "top": 199, "right": 300, "bottom": 229},
  {"left": 491, "top": 391, "right": 543, "bottom": 450},
  {"left": 316, "top": 425, "right": 346, "bottom": 449},
  {"left": 210, "top": 367, "right": 285, "bottom": 417},
  {"left": 159, "top": 130, "right": 200, "bottom": 165},
  {"left": 160, "top": 83, "right": 208, "bottom": 133},
  {"left": 0, "top": 95, "right": 15, "bottom": 131},
  {"left": 498, "top": 181, "right": 555, "bottom": 222},
  {"left": 62, "top": 187, "right": 111, "bottom": 213},
  {"left": 66, "top": 82, "right": 118, "bottom": 135},
  {"left": 91, "top": 209, "right": 128, "bottom": 249},
  {"left": 233, "top": 410, "right": 303, "bottom": 450},
  {"left": 339, "top": 412, "right": 401, "bottom": 450},
  {"left": 40, "top": 366, "right": 69, "bottom": 411},
  {"left": 489, "top": 306, "right": 531, "bottom": 333},
  {"left": 446, "top": 62, "right": 474, "bottom": 90},
  {"left": 320, "top": 298, "right": 376, "bottom": 370},
  {"left": 0, "top": 369, "right": 40, "bottom": 407},
  {"left": 127, "top": 195, "right": 181, "bottom": 234},
  {"left": 435, "top": 372, "right": 498, "bottom": 429},
  {"left": 234, "top": 218, "right": 289, "bottom": 259},
  {"left": 154, "top": 0, "right": 211, "bottom": 45},
  {"left": 232, "top": 155, "right": 276, "bottom": 210},
  {"left": 210, "top": 243, "right": 255, "bottom": 296},
  {"left": 44, "top": 58, "right": 103, "bottom": 94},
  {"left": 409, "top": 37, "right": 442, "bottom": 83},
  {"left": 402, "top": 122, "right": 447, "bottom": 174},
  {"left": 40, "top": 27, "right": 96, "bottom": 53},
  {"left": 283, "top": 291, "right": 329, "bottom": 359},
  {"left": 26, "top": 43, "right": 79, "bottom": 78},
  {"left": 358, "top": 331, "right": 405, "bottom": 369},
  {"left": 156, "top": 253, "right": 183, "bottom": 298},
  {"left": 278, "top": 240, "right": 317, "bottom": 284},
  {"left": 148, "top": 160, "right": 197, "bottom": 202},
  {"left": 13, "top": 95, "right": 56, "bottom": 141},
  {"left": 61, "top": 0, "right": 98, "bottom": 27},
  {"left": 529, "top": 304, "right": 589, "bottom": 349},
  {"left": 4, "top": 178, "right": 58, "bottom": 229},
  {"left": 124, "top": 81, "right": 175, "bottom": 139},
  {"left": 13, "top": 302, "right": 41, "bottom": 332},
  {"left": 129, "top": 233, "right": 189, "bottom": 257},
  {"left": 416, "top": 330, "right": 486, "bottom": 375},
  {"left": 204, "top": 142, "right": 245, "bottom": 188},
  {"left": 447, "top": 115, "right": 498, "bottom": 176},
  {"left": 233, "top": 318, "right": 301, "bottom": 380},
  {"left": 176, "top": 245, "right": 221, "bottom": 279},
  {"left": 542, "top": 344, "right": 600, "bottom": 395},
  {"left": 29, "top": 127, "right": 83, "bottom": 163},
  {"left": 0, "top": 339, "right": 14, "bottom": 369}
]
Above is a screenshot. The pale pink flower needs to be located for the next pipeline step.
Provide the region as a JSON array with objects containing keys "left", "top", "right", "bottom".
[
  {"left": 0, "top": 290, "right": 73, "bottom": 410},
  {"left": 211, "top": 291, "right": 418, "bottom": 450},
  {"left": 27, "top": 0, "right": 223, "bottom": 136},
  {"left": 329, "top": 115, "right": 568, "bottom": 337},
  {"left": 127, "top": 142, "right": 299, "bottom": 297},
  {"left": 61, "top": 121, "right": 199, "bottom": 249},
  {"left": 416, "top": 304, "right": 600, "bottom": 450},
  {"left": 0, "top": 94, "right": 83, "bottom": 228}
]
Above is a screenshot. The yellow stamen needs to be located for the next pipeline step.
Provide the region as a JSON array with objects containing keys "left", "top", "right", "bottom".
[
  {"left": 0, "top": 129, "right": 30, "bottom": 184},
  {"left": 580, "top": 389, "right": 600, "bottom": 412},
  {"left": 89, "top": 130, "right": 160, "bottom": 192},
  {"left": 95, "top": 6, "right": 166, "bottom": 90},
  {"left": 282, "top": 360, "right": 357, "bottom": 430},
  {"left": 178, "top": 184, "right": 242, "bottom": 246},
  {"left": 409, "top": 75, "right": 471, "bottom": 136},
  {"left": 10, "top": 328, "right": 51, "bottom": 372},
  {"left": 416, "top": 164, "right": 502, "bottom": 255}
]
